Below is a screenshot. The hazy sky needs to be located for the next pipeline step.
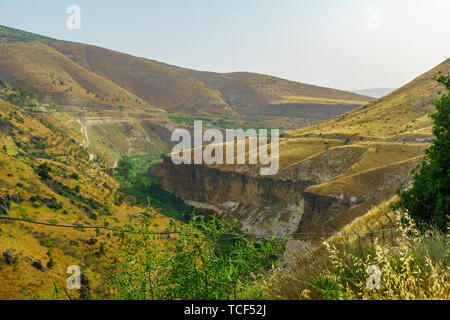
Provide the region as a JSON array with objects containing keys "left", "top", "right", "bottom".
[{"left": 1, "top": 0, "right": 450, "bottom": 91}]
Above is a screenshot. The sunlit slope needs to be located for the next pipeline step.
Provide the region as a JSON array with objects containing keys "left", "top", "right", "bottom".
[
  {"left": 153, "top": 59, "right": 447, "bottom": 237},
  {"left": 0, "top": 25, "right": 370, "bottom": 122},
  {"left": 0, "top": 40, "right": 153, "bottom": 110},
  {"left": 175, "top": 69, "right": 371, "bottom": 117},
  {"left": 43, "top": 40, "right": 234, "bottom": 116},
  {"left": 0, "top": 98, "right": 172, "bottom": 299},
  {"left": 44, "top": 39, "right": 371, "bottom": 118},
  {"left": 287, "top": 58, "right": 450, "bottom": 140},
  {"left": 277, "top": 59, "right": 450, "bottom": 233}
]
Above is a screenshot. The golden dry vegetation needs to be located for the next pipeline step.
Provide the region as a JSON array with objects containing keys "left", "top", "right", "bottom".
[
  {"left": 167, "top": 59, "right": 449, "bottom": 237},
  {"left": 0, "top": 25, "right": 370, "bottom": 128},
  {"left": 0, "top": 98, "right": 173, "bottom": 299},
  {"left": 273, "top": 199, "right": 449, "bottom": 300}
]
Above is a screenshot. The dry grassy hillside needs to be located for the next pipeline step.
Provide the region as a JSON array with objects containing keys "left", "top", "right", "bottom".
[
  {"left": 0, "top": 97, "right": 173, "bottom": 299},
  {"left": 0, "top": 39, "right": 152, "bottom": 110},
  {"left": 180, "top": 70, "right": 369, "bottom": 117},
  {"left": 43, "top": 37, "right": 371, "bottom": 119},
  {"left": 287, "top": 58, "right": 450, "bottom": 140},
  {"left": 45, "top": 40, "right": 370, "bottom": 124},
  {"left": 0, "top": 24, "right": 375, "bottom": 167}
]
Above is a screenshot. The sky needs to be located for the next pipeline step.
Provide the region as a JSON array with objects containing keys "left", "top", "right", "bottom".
[{"left": 1, "top": 0, "right": 449, "bottom": 91}]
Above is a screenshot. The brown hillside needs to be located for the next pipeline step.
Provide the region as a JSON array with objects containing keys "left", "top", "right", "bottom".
[
  {"left": 0, "top": 25, "right": 371, "bottom": 123},
  {"left": 0, "top": 40, "right": 152, "bottom": 110},
  {"left": 0, "top": 24, "right": 374, "bottom": 165},
  {"left": 153, "top": 59, "right": 449, "bottom": 239},
  {"left": 45, "top": 40, "right": 371, "bottom": 120},
  {"left": 0, "top": 97, "right": 173, "bottom": 299},
  {"left": 287, "top": 58, "right": 450, "bottom": 140}
]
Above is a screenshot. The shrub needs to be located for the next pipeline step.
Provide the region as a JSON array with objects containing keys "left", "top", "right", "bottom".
[
  {"left": 104, "top": 216, "right": 283, "bottom": 300},
  {"left": 46, "top": 250, "right": 55, "bottom": 269},
  {"left": 70, "top": 173, "right": 79, "bottom": 181},
  {"left": 37, "top": 163, "right": 52, "bottom": 180},
  {"left": 40, "top": 239, "right": 54, "bottom": 248}
]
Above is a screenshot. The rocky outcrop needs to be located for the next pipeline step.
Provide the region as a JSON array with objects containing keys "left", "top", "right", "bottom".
[
  {"left": 152, "top": 145, "right": 422, "bottom": 238},
  {"left": 153, "top": 157, "right": 313, "bottom": 237},
  {"left": 0, "top": 193, "right": 22, "bottom": 215},
  {"left": 3, "top": 250, "right": 16, "bottom": 265}
]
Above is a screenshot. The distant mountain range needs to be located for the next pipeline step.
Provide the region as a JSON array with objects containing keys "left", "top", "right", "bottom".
[
  {"left": 0, "top": 24, "right": 371, "bottom": 124},
  {"left": 351, "top": 88, "right": 397, "bottom": 98}
]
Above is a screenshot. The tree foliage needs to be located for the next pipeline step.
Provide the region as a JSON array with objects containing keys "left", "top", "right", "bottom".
[
  {"left": 37, "top": 162, "right": 52, "bottom": 180},
  {"left": 397, "top": 74, "right": 450, "bottom": 231},
  {"left": 104, "top": 213, "right": 283, "bottom": 300}
]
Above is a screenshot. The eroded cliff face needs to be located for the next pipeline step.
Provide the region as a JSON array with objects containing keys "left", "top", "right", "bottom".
[
  {"left": 153, "top": 157, "right": 313, "bottom": 237},
  {"left": 152, "top": 140, "right": 424, "bottom": 238}
]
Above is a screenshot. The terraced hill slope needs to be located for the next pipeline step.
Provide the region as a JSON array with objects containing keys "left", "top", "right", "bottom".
[{"left": 153, "top": 58, "right": 450, "bottom": 239}]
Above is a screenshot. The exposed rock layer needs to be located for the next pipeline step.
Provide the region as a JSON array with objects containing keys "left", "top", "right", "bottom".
[{"left": 152, "top": 145, "right": 422, "bottom": 237}]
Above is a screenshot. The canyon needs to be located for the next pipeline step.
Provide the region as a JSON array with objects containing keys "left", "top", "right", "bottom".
[{"left": 153, "top": 58, "right": 450, "bottom": 240}]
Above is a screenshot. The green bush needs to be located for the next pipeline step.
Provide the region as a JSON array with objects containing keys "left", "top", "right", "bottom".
[
  {"left": 46, "top": 250, "right": 55, "bottom": 269},
  {"left": 37, "top": 163, "right": 52, "bottom": 180},
  {"left": 70, "top": 173, "right": 80, "bottom": 181},
  {"left": 40, "top": 239, "right": 54, "bottom": 248}
]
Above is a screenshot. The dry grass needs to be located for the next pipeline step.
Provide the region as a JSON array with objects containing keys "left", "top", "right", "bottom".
[
  {"left": 271, "top": 202, "right": 449, "bottom": 300},
  {"left": 0, "top": 98, "right": 174, "bottom": 299},
  {"left": 270, "top": 95, "right": 370, "bottom": 106},
  {"left": 288, "top": 58, "right": 450, "bottom": 140},
  {"left": 1, "top": 25, "right": 369, "bottom": 126}
]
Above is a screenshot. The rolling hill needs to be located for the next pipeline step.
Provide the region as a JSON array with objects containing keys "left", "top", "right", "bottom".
[
  {"left": 0, "top": 92, "right": 174, "bottom": 299},
  {"left": 0, "top": 25, "right": 370, "bottom": 122},
  {"left": 0, "top": 24, "right": 373, "bottom": 166},
  {"left": 153, "top": 58, "right": 449, "bottom": 239}
]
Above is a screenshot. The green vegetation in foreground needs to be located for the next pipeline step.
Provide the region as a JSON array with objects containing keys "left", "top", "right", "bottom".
[
  {"left": 115, "top": 153, "right": 194, "bottom": 221},
  {"left": 103, "top": 212, "right": 283, "bottom": 300}
]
